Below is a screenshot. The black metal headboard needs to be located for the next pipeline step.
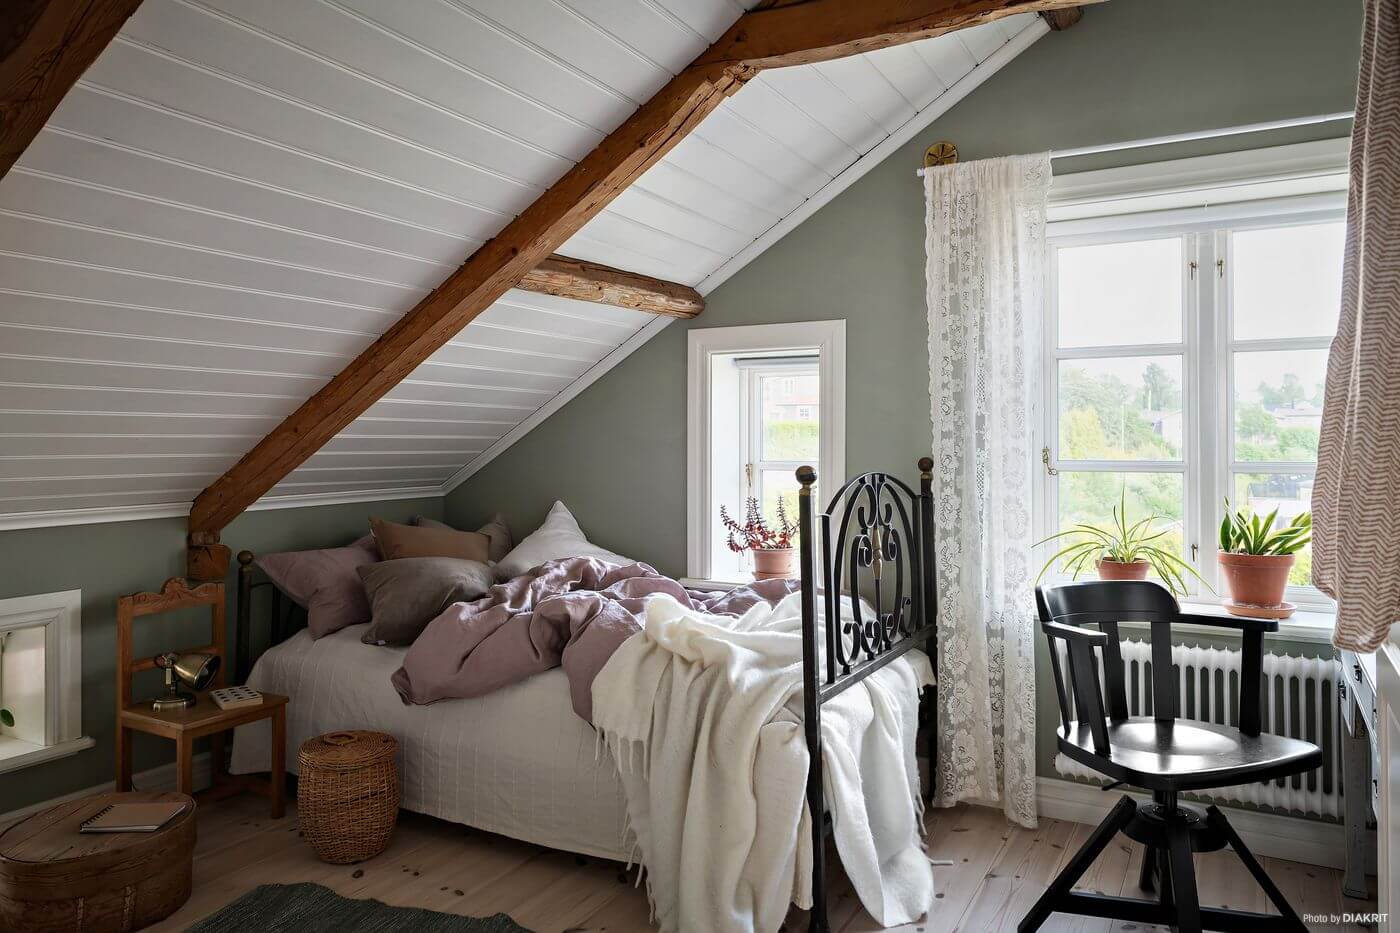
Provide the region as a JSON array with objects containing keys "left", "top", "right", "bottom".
[
  {"left": 233, "top": 550, "right": 306, "bottom": 684},
  {"left": 796, "top": 457, "right": 937, "bottom": 931}
]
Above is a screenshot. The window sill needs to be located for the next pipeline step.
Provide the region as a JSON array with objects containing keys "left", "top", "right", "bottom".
[
  {"left": 680, "top": 577, "right": 745, "bottom": 592},
  {"left": 0, "top": 735, "right": 95, "bottom": 775},
  {"left": 1124, "top": 600, "right": 1337, "bottom": 644}
]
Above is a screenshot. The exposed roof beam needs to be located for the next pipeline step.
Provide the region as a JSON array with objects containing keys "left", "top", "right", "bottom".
[
  {"left": 189, "top": 0, "right": 1094, "bottom": 538},
  {"left": 1040, "top": 7, "right": 1084, "bottom": 30},
  {"left": 519, "top": 255, "right": 704, "bottom": 319},
  {"left": 694, "top": 0, "right": 1104, "bottom": 70},
  {"left": 0, "top": 0, "right": 145, "bottom": 179}
]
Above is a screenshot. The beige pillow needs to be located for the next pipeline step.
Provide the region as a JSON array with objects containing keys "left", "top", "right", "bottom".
[
  {"left": 371, "top": 517, "right": 489, "bottom": 562},
  {"left": 417, "top": 514, "right": 513, "bottom": 563}
]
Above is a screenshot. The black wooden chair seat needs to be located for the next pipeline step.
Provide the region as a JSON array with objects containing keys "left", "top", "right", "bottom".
[
  {"left": 1021, "top": 580, "right": 1315, "bottom": 933},
  {"left": 1059, "top": 716, "right": 1323, "bottom": 793}
]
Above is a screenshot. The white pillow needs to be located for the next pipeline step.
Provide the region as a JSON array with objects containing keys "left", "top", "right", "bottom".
[{"left": 494, "top": 501, "right": 634, "bottom": 580}]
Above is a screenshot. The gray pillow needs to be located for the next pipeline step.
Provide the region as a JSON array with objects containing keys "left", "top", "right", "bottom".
[{"left": 357, "top": 557, "right": 494, "bottom": 646}]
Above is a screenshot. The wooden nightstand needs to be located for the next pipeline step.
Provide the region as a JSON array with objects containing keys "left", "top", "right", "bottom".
[{"left": 116, "top": 578, "right": 288, "bottom": 818}]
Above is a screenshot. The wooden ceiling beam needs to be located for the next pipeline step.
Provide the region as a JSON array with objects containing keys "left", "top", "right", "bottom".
[
  {"left": 693, "top": 0, "right": 1105, "bottom": 71},
  {"left": 519, "top": 255, "right": 703, "bottom": 319},
  {"left": 189, "top": 0, "right": 1095, "bottom": 540},
  {"left": 0, "top": 0, "right": 145, "bottom": 179},
  {"left": 1040, "top": 7, "right": 1084, "bottom": 30}
]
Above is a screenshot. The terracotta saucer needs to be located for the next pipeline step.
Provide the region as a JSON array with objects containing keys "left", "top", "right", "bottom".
[{"left": 1223, "top": 599, "right": 1296, "bottom": 620}]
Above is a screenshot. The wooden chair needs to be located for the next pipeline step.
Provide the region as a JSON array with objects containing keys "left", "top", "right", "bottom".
[
  {"left": 116, "top": 578, "right": 287, "bottom": 817},
  {"left": 1021, "top": 580, "right": 1321, "bottom": 933}
]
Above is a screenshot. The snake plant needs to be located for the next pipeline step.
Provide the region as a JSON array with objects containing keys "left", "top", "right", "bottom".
[
  {"left": 1036, "top": 489, "right": 1207, "bottom": 597},
  {"left": 1219, "top": 500, "right": 1311, "bottom": 556}
]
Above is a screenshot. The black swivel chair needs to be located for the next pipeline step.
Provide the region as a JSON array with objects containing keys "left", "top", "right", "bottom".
[{"left": 1020, "top": 580, "right": 1322, "bottom": 933}]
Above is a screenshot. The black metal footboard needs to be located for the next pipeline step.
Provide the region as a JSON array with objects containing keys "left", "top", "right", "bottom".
[{"left": 796, "top": 458, "right": 938, "bottom": 932}]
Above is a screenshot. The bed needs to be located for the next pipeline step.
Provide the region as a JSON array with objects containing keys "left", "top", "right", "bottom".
[
  {"left": 229, "top": 457, "right": 939, "bottom": 932},
  {"left": 228, "top": 624, "right": 632, "bottom": 860}
]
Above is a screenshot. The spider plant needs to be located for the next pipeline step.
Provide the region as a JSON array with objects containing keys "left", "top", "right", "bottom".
[
  {"left": 1218, "top": 500, "right": 1311, "bottom": 555},
  {"left": 1035, "top": 489, "right": 1208, "bottom": 597}
]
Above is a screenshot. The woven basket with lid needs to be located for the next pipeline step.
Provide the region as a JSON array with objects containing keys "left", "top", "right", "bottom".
[{"left": 297, "top": 731, "right": 399, "bottom": 864}]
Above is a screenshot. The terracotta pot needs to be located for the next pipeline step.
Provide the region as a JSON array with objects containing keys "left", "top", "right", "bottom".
[
  {"left": 1218, "top": 552, "right": 1295, "bottom": 613},
  {"left": 752, "top": 547, "right": 797, "bottom": 580},
  {"left": 1096, "top": 558, "right": 1150, "bottom": 581}
]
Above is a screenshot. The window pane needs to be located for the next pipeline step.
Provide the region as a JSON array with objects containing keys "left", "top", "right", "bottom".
[
  {"left": 1059, "top": 356, "right": 1183, "bottom": 460},
  {"left": 760, "top": 371, "right": 819, "bottom": 461},
  {"left": 1232, "top": 223, "right": 1344, "bottom": 340},
  {"left": 1057, "top": 238, "right": 1182, "bottom": 348},
  {"left": 1233, "top": 473, "right": 1315, "bottom": 587},
  {"left": 1054, "top": 472, "right": 1186, "bottom": 583},
  {"left": 758, "top": 469, "right": 801, "bottom": 530},
  {"left": 1233, "top": 349, "right": 1327, "bottom": 462}
]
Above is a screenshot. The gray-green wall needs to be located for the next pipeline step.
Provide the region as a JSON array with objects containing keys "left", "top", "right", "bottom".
[
  {"left": 0, "top": 496, "right": 443, "bottom": 813},
  {"left": 448, "top": 0, "right": 1361, "bottom": 788}
]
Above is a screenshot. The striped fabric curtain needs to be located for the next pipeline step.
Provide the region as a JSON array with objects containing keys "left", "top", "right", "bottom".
[{"left": 1313, "top": 0, "right": 1400, "bottom": 652}]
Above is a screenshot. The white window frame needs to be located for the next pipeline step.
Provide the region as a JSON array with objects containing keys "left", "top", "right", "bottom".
[
  {"left": 739, "top": 356, "right": 820, "bottom": 520},
  {"left": 687, "top": 321, "right": 846, "bottom": 583},
  {"left": 1037, "top": 140, "right": 1348, "bottom": 615},
  {"left": 0, "top": 589, "right": 92, "bottom": 774}
]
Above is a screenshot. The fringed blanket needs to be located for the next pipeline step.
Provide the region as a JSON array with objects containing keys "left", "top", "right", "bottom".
[{"left": 593, "top": 593, "right": 935, "bottom": 933}]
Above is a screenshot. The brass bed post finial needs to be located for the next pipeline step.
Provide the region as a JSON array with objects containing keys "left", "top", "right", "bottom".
[{"left": 796, "top": 464, "right": 816, "bottom": 494}]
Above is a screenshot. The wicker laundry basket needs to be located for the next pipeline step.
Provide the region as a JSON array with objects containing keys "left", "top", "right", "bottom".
[{"left": 297, "top": 730, "right": 399, "bottom": 864}]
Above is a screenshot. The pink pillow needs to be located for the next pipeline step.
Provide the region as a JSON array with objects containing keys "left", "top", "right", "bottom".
[{"left": 257, "top": 537, "right": 379, "bottom": 638}]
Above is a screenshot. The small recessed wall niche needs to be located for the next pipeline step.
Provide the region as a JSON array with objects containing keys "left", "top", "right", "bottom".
[{"left": 0, "top": 590, "right": 90, "bottom": 774}]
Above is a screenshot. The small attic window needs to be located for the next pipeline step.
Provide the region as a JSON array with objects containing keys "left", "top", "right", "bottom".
[
  {"left": 687, "top": 322, "right": 846, "bottom": 584},
  {"left": 0, "top": 590, "right": 91, "bottom": 773}
]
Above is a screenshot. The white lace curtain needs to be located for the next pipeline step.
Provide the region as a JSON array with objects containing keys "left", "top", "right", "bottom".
[{"left": 923, "top": 153, "right": 1051, "bottom": 828}]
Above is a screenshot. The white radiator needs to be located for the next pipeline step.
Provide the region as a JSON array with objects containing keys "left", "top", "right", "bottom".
[{"left": 1053, "top": 639, "right": 1341, "bottom": 818}]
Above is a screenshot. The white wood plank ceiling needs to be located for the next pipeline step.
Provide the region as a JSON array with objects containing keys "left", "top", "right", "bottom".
[{"left": 0, "top": 0, "right": 1045, "bottom": 528}]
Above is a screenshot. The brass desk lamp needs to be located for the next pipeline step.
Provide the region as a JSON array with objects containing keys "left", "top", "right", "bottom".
[{"left": 151, "top": 651, "right": 220, "bottom": 711}]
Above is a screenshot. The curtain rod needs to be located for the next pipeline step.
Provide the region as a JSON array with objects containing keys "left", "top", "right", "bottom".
[{"left": 916, "top": 111, "right": 1354, "bottom": 176}]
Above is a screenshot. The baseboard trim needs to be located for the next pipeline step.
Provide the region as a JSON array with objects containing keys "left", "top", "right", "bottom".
[
  {"left": 0, "top": 753, "right": 212, "bottom": 830},
  {"left": 1037, "top": 776, "right": 1346, "bottom": 869}
]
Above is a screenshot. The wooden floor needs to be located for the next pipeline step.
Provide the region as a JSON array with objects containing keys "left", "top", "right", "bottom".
[{"left": 152, "top": 794, "right": 1375, "bottom": 932}]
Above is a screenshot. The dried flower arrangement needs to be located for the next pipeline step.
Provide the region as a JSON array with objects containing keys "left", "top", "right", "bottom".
[{"left": 720, "top": 495, "right": 799, "bottom": 552}]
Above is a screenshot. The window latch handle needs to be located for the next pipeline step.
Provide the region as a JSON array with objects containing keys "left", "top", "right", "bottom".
[{"left": 1041, "top": 446, "right": 1058, "bottom": 476}]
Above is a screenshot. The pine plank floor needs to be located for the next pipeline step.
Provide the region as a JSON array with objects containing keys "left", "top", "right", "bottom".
[{"left": 148, "top": 795, "right": 1376, "bottom": 932}]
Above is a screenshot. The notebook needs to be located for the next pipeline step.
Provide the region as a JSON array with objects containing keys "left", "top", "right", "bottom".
[{"left": 79, "top": 801, "right": 187, "bottom": 833}]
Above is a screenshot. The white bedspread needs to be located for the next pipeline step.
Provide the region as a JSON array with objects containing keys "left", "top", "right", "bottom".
[
  {"left": 592, "top": 592, "right": 935, "bottom": 933},
  {"left": 229, "top": 624, "right": 632, "bottom": 860}
]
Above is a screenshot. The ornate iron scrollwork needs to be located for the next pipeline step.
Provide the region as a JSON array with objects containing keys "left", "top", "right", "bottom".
[{"left": 826, "top": 472, "right": 918, "bottom": 679}]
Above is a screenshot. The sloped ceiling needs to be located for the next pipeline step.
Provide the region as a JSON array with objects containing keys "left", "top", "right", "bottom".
[{"left": 0, "top": 0, "right": 1046, "bottom": 529}]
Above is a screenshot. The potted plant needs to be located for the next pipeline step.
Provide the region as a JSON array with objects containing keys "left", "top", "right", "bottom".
[
  {"left": 720, "top": 496, "right": 800, "bottom": 580},
  {"left": 1036, "top": 490, "right": 1206, "bottom": 598},
  {"left": 1217, "top": 501, "right": 1310, "bottom": 618}
]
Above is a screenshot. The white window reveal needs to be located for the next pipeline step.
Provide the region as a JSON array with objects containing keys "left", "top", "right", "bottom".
[
  {"left": 0, "top": 590, "right": 91, "bottom": 773},
  {"left": 687, "top": 322, "right": 846, "bottom": 584}
]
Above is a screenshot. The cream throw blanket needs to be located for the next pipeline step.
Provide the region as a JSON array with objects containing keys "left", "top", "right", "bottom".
[{"left": 592, "top": 591, "right": 935, "bottom": 933}]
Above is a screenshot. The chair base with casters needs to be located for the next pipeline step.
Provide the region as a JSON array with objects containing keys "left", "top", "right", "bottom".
[{"left": 1025, "top": 580, "right": 1322, "bottom": 933}]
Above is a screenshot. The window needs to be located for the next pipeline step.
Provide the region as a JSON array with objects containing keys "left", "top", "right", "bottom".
[
  {"left": 1043, "top": 214, "right": 1342, "bottom": 607},
  {"left": 0, "top": 589, "right": 91, "bottom": 773},
  {"left": 687, "top": 322, "right": 845, "bottom": 583}
]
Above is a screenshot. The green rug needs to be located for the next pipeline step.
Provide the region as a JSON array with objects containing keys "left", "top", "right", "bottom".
[{"left": 186, "top": 883, "right": 534, "bottom": 932}]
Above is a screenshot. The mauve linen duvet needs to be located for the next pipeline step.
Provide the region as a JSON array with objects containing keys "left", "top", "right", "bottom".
[{"left": 392, "top": 557, "right": 797, "bottom": 723}]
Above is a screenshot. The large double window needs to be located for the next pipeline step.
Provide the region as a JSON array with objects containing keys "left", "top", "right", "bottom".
[{"left": 1043, "top": 214, "right": 1343, "bottom": 605}]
